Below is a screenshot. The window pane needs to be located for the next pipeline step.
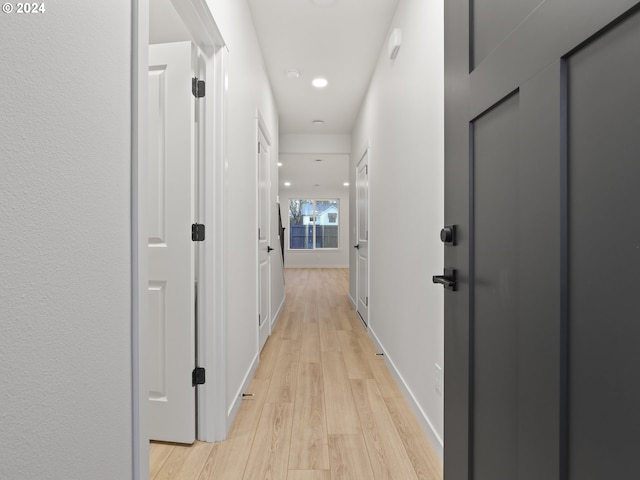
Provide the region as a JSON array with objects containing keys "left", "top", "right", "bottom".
[
  {"left": 289, "top": 199, "right": 339, "bottom": 249},
  {"left": 315, "top": 200, "right": 339, "bottom": 248},
  {"left": 316, "top": 225, "right": 338, "bottom": 248},
  {"left": 289, "top": 199, "right": 313, "bottom": 249}
]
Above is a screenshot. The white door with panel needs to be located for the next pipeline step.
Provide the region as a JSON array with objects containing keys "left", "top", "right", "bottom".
[
  {"left": 257, "top": 128, "right": 271, "bottom": 351},
  {"left": 147, "top": 41, "right": 197, "bottom": 444},
  {"left": 356, "top": 150, "right": 369, "bottom": 326}
]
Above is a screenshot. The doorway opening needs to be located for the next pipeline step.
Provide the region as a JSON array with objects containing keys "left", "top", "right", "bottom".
[
  {"left": 355, "top": 147, "right": 370, "bottom": 327},
  {"left": 133, "top": 0, "right": 228, "bottom": 477}
]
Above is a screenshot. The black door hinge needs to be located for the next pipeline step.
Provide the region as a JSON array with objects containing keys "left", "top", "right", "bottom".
[
  {"left": 192, "top": 367, "right": 206, "bottom": 386},
  {"left": 192, "top": 223, "right": 205, "bottom": 241},
  {"left": 192, "top": 77, "right": 205, "bottom": 98}
]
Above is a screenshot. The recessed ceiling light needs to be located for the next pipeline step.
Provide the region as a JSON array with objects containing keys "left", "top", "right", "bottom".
[
  {"left": 312, "top": 120, "right": 325, "bottom": 126},
  {"left": 312, "top": 0, "right": 336, "bottom": 7},
  {"left": 312, "top": 77, "right": 328, "bottom": 88},
  {"left": 277, "top": 162, "right": 283, "bottom": 167},
  {"left": 343, "top": 182, "right": 350, "bottom": 186},
  {"left": 284, "top": 182, "right": 291, "bottom": 187},
  {"left": 286, "top": 69, "right": 300, "bottom": 79}
]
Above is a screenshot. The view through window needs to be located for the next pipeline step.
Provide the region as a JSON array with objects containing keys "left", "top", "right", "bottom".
[{"left": 289, "top": 199, "right": 339, "bottom": 249}]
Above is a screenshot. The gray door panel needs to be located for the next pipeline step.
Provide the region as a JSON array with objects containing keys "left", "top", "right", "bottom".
[
  {"left": 515, "top": 63, "right": 563, "bottom": 480},
  {"left": 472, "top": 92, "right": 521, "bottom": 480},
  {"left": 567, "top": 10, "right": 640, "bottom": 479}
]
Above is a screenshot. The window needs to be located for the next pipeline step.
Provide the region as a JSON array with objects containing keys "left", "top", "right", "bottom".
[{"left": 289, "top": 199, "right": 339, "bottom": 249}]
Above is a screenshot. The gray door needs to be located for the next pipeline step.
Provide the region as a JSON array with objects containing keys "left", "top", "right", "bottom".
[{"left": 443, "top": 2, "right": 640, "bottom": 479}]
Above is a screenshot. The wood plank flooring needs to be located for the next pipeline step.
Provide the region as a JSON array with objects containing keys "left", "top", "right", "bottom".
[{"left": 150, "top": 268, "right": 443, "bottom": 480}]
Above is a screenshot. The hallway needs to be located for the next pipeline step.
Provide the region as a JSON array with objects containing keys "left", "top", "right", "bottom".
[{"left": 150, "top": 268, "right": 442, "bottom": 479}]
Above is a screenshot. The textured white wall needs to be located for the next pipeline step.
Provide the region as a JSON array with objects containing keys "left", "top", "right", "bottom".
[
  {"left": 0, "top": 2, "right": 133, "bottom": 479},
  {"left": 205, "top": 0, "right": 281, "bottom": 419},
  {"left": 350, "top": 0, "right": 445, "bottom": 456}
]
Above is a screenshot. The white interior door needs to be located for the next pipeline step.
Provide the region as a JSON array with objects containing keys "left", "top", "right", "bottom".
[
  {"left": 356, "top": 150, "right": 369, "bottom": 326},
  {"left": 147, "top": 41, "right": 196, "bottom": 444},
  {"left": 258, "top": 127, "right": 271, "bottom": 351}
]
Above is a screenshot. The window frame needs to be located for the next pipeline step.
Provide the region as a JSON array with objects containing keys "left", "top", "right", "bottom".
[{"left": 288, "top": 198, "right": 340, "bottom": 251}]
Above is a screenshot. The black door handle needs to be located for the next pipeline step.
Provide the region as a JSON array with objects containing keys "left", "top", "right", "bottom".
[
  {"left": 432, "top": 268, "right": 457, "bottom": 291},
  {"left": 432, "top": 275, "right": 455, "bottom": 289},
  {"left": 267, "top": 246, "right": 274, "bottom": 252},
  {"left": 353, "top": 244, "right": 360, "bottom": 249}
]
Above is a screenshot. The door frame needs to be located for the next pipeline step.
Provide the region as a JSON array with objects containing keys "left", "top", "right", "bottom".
[
  {"left": 256, "top": 112, "right": 273, "bottom": 351},
  {"left": 355, "top": 144, "right": 370, "bottom": 328},
  {"left": 132, "top": 1, "right": 228, "bottom": 478}
]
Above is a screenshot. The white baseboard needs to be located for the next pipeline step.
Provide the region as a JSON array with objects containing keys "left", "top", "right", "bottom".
[
  {"left": 271, "top": 294, "right": 286, "bottom": 330},
  {"left": 226, "top": 294, "right": 285, "bottom": 435},
  {"left": 348, "top": 293, "right": 356, "bottom": 309},
  {"left": 367, "top": 327, "right": 444, "bottom": 461},
  {"left": 226, "top": 352, "right": 259, "bottom": 425},
  {"left": 284, "top": 265, "right": 349, "bottom": 269}
]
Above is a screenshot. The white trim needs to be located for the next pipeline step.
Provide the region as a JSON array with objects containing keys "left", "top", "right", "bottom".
[
  {"left": 131, "top": 1, "right": 149, "bottom": 478},
  {"left": 227, "top": 352, "right": 260, "bottom": 420},
  {"left": 132, "top": 1, "right": 229, "bottom": 468},
  {"left": 286, "top": 249, "right": 343, "bottom": 252},
  {"left": 169, "top": 0, "right": 229, "bottom": 444},
  {"left": 170, "top": 0, "right": 225, "bottom": 56},
  {"left": 256, "top": 111, "right": 273, "bottom": 145},
  {"left": 209, "top": 39, "right": 229, "bottom": 442},
  {"left": 357, "top": 141, "right": 370, "bottom": 163},
  {"left": 348, "top": 294, "right": 357, "bottom": 309},
  {"left": 196, "top": 35, "right": 228, "bottom": 441},
  {"left": 257, "top": 111, "right": 273, "bottom": 353},
  {"left": 367, "top": 327, "right": 444, "bottom": 460},
  {"left": 284, "top": 264, "right": 349, "bottom": 269},
  {"left": 271, "top": 294, "right": 287, "bottom": 330},
  {"left": 355, "top": 144, "right": 370, "bottom": 327}
]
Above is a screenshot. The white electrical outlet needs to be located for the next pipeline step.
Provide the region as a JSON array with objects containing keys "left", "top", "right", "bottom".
[{"left": 434, "top": 363, "right": 442, "bottom": 394}]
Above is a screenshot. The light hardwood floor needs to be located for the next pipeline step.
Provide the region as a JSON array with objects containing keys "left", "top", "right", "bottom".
[{"left": 150, "top": 268, "right": 443, "bottom": 480}]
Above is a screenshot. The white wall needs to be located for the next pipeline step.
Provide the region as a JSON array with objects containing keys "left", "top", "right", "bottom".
[
  {"left": 0, "top": 3, "right": 133, "bottom": 479},
  {"left": 205, "top": 0, "right": 282, "bottom": 423},
  {"left": 350, "top": 0, "right": 445, "bottom": 457}
]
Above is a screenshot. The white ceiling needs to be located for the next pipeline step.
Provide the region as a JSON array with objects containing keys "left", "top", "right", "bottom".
[{"left": 247, "top": 0, "right": 400, "bottom": 135}]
